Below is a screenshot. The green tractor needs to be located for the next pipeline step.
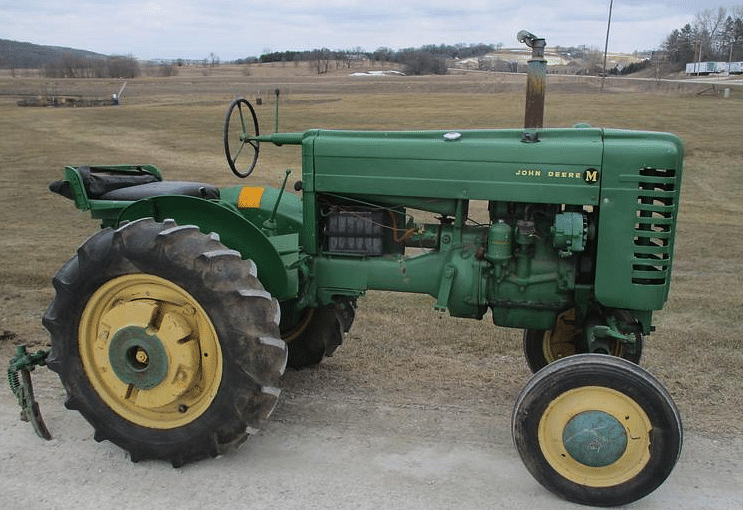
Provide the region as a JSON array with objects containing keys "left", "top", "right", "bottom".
[{"left": 11, "top": 33, "right": 683, "bottom": 507}]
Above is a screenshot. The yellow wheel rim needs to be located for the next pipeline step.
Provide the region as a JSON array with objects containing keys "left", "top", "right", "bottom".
[
  {"left": 542, "top": 309, "right": 624, "bottom": 363},
  {"left": 79, "top": 274, "right": 223, "bottom": 429},
  {"left": 538, "top": 386, "right": 652, "bottom": 487}
]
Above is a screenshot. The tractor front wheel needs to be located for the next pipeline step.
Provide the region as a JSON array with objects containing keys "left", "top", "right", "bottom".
[
  {"left": 43, "top": 218, "right": 287, "bottom": 466},
  {"left": 512, "top": 354, "right": 682, "bottom": 507},
  {"left": 523, "top": 308, "right": 642, "bottom": 373}
]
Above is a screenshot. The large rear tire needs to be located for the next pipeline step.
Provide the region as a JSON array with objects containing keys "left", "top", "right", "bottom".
[
  {"left": 43, "top": 218, "right": 287, "bottom": 466},
  {"left": 512, "top": 354, "right": 682, "bottom": 507}
]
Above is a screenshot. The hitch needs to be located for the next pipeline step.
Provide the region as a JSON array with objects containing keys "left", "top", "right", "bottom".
[{"left": 7, "top": 345, "right": 52, "bottom": 440}]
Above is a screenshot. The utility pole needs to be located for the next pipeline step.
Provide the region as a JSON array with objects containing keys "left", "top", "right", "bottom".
[{"left": 602, "top": 0, "right": 614, "bottom": 91}]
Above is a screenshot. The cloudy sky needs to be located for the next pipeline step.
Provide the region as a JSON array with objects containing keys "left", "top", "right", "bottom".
[{"left": 1, "top": 1, "right": 738, "bottom": 60}]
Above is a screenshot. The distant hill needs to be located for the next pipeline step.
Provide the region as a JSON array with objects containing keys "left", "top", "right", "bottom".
[
  {"left": 452, "top": 47, "right": 649, "bottom": 75},
  {"left": 0, "top": 39, "right": 108, "bottom": 69}
]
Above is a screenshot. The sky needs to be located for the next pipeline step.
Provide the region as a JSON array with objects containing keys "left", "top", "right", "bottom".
[{"left": 1, "top": 1, "right": 739, "bottom": 61}]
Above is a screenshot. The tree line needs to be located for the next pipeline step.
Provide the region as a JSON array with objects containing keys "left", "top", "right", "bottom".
[
  {"left": 42, "top": 54, "right": 141, "bottom": 78},
  {"left": 662, "top": 5, "right": 743, "bottom": 66},
  {"left": 247, "top": 43, "right": 497, "bottom": 75},
  {"left": 40, "top": 53, "right": 189, "bottom": 78}
]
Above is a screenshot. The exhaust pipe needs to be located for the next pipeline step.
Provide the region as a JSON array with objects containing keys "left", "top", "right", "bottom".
[{"left": 517, "top": 30, "right": 547, "bottom": 130}]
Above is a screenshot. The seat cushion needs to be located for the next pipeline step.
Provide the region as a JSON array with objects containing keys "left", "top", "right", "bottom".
[{"left": 99, "top": 181, "right": 220, "bottom": 200}]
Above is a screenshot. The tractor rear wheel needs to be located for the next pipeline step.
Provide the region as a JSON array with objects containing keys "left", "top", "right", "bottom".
[
  {"left": 512, "top": 354, "right": 682, "bottom": 507},
  {"left": 523, "top": 308, "right": 642, "bottom": 373},
  {"left": 43, "top": 218, "right": 287, "bottom": 466}
]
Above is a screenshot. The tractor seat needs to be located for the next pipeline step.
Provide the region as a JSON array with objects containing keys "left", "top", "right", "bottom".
[
  {"left": 99, "top": 181, "right": 220, "bottom": 200},
  {"left": 49, "top": 166, "right": 220, "bottom": 201}
]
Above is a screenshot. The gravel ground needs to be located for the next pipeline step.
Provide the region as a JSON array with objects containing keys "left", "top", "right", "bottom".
[{"left": 2, "top": 346, "right": 741, "bottom": 510}]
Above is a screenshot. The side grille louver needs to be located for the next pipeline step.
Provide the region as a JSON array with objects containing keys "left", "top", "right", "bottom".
[{"left": 632, "top": 167, "right": 678, "bottom": 285}]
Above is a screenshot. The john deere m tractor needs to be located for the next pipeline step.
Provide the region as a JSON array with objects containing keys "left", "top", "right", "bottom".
[{"left": 11, "top": 33, "right": 683, "bottom": 507}]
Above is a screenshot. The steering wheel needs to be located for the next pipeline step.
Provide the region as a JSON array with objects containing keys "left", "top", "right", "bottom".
[{"left": 223, "top": 98, "right": 260, "bottom": 178}]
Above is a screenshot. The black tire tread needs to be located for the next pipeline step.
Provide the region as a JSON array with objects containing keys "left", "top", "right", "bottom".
[
  {"left": 511, "top": 354, "right": 682, "bottom": 507},
  {"left": 43, "top": 218, "right": 287, "bottom": 466},
  {"left": 285, "top": 307, "right": 344, "bottom": 369}
]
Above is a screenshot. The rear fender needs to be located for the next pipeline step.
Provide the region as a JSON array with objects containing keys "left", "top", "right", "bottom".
[{"left": 117, "top": 195, "right": 295, "bottom": 299}]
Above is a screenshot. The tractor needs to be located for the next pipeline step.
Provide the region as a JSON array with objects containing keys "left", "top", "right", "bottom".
[{"left": 9, "top": 33, "right": 683, "bottom": 507}]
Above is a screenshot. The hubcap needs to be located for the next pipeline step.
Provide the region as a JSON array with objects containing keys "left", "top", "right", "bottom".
[
  {"left": 79, "top": 274, "right": 223, "bottom": 429},
  {"left": 563, "top": 411, "right": 628, "bottom": 467},
  {"left": 108, "top": 326, "right": 169, "bottom": 390},
  {"left": 538, "top": 386, "right": 652, "bottom": 487}
]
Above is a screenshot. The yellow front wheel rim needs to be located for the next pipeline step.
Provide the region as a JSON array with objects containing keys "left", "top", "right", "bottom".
[
  {"left": 79, "top": 274, "right": 223, "bottom": 429},
  {"left": 542, "top": 309, "right": 625, "bottom": 363},
  {"left": 538, "top": 386, "right": 652, "bottom": 487}
]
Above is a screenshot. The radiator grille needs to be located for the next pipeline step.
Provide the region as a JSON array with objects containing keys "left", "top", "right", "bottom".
[{"left": 632, "top": 167, "right": 678, "bottom": 285}]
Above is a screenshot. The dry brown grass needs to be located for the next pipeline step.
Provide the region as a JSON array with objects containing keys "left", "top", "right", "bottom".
[{"left": 1, "top": 65, "right": 741, "bottom": 437}]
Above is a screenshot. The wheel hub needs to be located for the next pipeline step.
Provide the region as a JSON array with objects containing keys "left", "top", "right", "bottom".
[
  {"left": 109, "top": 326, "right": 168, "bottom": 390},
  {"left": 78, "top": 274, "right": 223, "bottom": 428},
  {"left": 562, "top": 411, "right": 628, "bottom": 467}
]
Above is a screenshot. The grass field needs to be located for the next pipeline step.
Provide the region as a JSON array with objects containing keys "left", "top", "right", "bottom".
[{"left": 1, "top": 64, "right": 741, "bottom": 438}]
